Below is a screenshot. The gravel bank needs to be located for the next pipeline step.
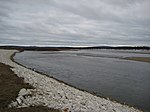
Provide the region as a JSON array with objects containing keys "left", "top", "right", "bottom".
[{"left": 0, "top": 49, "right": 142, "bottom": 112}]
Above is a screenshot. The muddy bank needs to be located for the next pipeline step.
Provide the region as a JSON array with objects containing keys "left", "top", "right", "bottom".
[{"left": 125, "top": 57, "right": 150, "bottom": 63}]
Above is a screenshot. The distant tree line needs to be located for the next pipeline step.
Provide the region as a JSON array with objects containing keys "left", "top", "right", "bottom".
[{"left": 0, "top": 45, "right": 150, "bottom": 51}]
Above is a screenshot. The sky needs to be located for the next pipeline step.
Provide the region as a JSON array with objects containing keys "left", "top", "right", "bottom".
[{"left": 0, "top": 0, "right": 150, "bottom": 47}]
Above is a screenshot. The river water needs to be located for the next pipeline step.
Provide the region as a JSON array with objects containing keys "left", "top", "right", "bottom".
[{"left": 14, "top": 49, "right": 150, "bottom": 111}]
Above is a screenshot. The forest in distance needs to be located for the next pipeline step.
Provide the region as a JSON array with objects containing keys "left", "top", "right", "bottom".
[{"left": 0, "top": 45, "right": 150, "bottom": 51}]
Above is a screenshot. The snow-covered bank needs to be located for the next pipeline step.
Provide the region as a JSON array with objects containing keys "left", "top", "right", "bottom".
[{"left": 0, "top": 49, "right": 142, "bottom": 112}]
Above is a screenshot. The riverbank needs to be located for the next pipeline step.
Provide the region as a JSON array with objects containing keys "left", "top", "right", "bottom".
[
  {"left": 125, "top": 57, "right": 150, "bottom": 63},
  {"left": 0, "top": 56, "right": 61, "bottom": 112},
  {"left": 0, "top": 49, "right": 142, "bottom": 112}
]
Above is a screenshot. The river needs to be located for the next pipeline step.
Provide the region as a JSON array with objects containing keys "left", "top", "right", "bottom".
[{"left": 14, "top": 49, "right": 150, "bottom": 111}]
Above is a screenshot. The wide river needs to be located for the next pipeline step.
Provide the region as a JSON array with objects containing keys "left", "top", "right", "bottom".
[{"left": 14, "top": 49, "right": 150, "bottom": 111}]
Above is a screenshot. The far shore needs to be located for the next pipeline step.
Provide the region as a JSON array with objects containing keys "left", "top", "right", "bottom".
[
  {"left": 0, "top": 45, "right": 150, "bottom": 51},
  {"left": 1, "top": 45, "right": 150, "bottom": 64},
  {"left": 124, "top": 57, "right": 150, "bottom": 63}
]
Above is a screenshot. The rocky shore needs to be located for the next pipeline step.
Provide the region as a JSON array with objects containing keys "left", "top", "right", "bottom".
[{"left": 0, "top": 49, "right": 142, "bottom": 112}]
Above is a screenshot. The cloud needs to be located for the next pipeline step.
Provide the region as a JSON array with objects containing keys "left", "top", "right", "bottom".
[{"left": 0, "top": 0, "right": 150, "bottom": 46}]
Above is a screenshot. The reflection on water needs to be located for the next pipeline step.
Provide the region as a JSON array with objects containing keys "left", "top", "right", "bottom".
[{"left": 14, "top": 50, "right": 150, "bottom": 111}]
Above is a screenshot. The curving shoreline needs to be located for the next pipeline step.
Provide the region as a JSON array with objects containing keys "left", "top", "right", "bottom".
[{"left": 0, "top": 49, "right": 142, "bottom": 112}]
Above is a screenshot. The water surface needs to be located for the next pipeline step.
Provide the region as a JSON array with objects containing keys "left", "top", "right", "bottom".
[{"left": 14, "top": 50, "right": 150, "bottom": 111}]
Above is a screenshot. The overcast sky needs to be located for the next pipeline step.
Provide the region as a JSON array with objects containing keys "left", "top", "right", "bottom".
[{"left": 0, "top": 0, "right": 150, "bottom": 46}]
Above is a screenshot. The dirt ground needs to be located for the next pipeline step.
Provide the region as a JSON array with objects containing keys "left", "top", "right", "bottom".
[{"left": 0, "top": 63, "right": 60, "bottom": 112}]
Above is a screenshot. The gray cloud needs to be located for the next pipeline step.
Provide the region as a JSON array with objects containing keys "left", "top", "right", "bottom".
[{"left": 0, "top": 0, "right": 150, "bottom": 46}]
